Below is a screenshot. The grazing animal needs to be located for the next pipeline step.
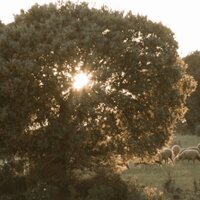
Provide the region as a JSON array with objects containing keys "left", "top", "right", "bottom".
[
  {"left": 158, "top": 148, "right": 173, "bottom": 164},
  {"left": 179, "top": 147, "right": 200, "bottom": 155},
  {"left": 174, "top": 149, "right": 200, "bottom": 163},
  {"left": 171, "top": 145, "right": 181, "bottom": 157}
]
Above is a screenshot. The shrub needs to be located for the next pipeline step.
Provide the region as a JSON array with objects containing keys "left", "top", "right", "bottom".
[{"left": 71, "top": 169, "right": 128, "bottom": 200}]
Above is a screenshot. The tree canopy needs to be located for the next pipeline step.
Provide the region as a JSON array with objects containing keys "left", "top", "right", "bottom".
[
  {"left": 0, "top": 2, "right": 196, "bottom": 197},
  {"left": 183, "top": 51, "right": 200, "bottom": 132}
]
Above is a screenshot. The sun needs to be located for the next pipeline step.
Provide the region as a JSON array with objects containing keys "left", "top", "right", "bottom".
[{"left": 73, "top": 72, "right": 90, "bottom": 90}]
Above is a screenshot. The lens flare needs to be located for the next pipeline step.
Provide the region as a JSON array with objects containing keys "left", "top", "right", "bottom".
[{"left": 73, "top": 72, "right": 90, "bottom": 90}]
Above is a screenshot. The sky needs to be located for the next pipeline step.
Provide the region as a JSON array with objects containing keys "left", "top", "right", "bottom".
[{"left": 0, "top": 0, "right": 199, "bottom": 57}]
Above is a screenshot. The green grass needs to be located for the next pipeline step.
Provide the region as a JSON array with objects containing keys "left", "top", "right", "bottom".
[
  {"left": 121, "top": 134, "right": 200, "bottom": 191},
  {"left": 173, "top": 134, "right": 200, "bottom": 148},
  {"left": 122, "top": 163, "right": 200, "bottom": 190}
]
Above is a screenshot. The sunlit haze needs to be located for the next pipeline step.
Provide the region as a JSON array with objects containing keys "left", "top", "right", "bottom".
[
  {"left": 0, "top": 0, "right": 200, "bottom": 57},
  {"left": 73, "top": 72, "right": 90, "bottom": 90}
]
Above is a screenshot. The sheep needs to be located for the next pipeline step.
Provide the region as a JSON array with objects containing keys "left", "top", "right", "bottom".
[
  {"left": 174, "top": 149, "right": 200, "bottom": 164},
  {"left": 179, "top": 146, "right": 200, "bottom": 155},
  {"left": 171, "top": 145, "right": 181, "bottom": 157},
  {"left": 158, "top": 148, "right": 173, "bottom": 164}
]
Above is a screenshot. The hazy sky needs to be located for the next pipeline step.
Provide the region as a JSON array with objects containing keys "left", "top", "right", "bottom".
[{"left": 0, "top": 0, "right": 199, "bottom": 57}]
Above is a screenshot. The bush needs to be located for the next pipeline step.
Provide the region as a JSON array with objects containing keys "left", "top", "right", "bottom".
[
  {"left": 0, "top": 163, "right": 27, "bottom": 197},
  {"left": 68, "top": 168, "right": 163, "bottom": 200},
  {"left": 71, "top": 169, "right": 128, "bottom": 200}
]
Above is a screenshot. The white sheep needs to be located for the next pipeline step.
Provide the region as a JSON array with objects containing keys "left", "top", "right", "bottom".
[
  {"left": 158, "top": 148, "right": 173, "bottom": 164},
  {"left": 171, "top": 145, "right": 181, "bottom": 157},
  {"left": 174, "top": 149, "right": 200, "bottom": 163},
  {"left": 179, "top": 146, "right": 200, "bottom": 155}
]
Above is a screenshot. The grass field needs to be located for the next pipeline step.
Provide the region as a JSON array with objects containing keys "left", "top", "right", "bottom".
[
  {"left": 121, "top": 134, "right": 200, "bottom": 192},
  {"left": 173, "top": 134, "right": 200, "bottom": 147}
]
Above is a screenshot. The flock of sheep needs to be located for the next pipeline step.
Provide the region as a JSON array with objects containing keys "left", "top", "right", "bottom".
[{"left": 158, "top": 143, "right": 200, "bottom": 164}]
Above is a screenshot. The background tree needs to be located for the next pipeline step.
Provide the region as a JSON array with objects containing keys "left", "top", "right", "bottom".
[
  {"left": 0, "top": 1, "right": 195, "bottom": 198},
  {"left": 183, "top": 51, "right": 200, "bottom": 134}
]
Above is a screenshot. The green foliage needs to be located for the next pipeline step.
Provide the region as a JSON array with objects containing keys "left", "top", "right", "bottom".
[
  {"left": 0, "top": 1, "right": 195, "bottom": 198},
  {"left": 0, "top": 162, "right": 27, "bottom": 200},
  {"left": 184, "top": 51, "right": 200, "bottom": 132},
  {"left": 71, "top": 170, "right": 128, "bottom": 200}
]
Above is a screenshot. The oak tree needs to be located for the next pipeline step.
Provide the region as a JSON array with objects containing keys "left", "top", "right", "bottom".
[{"left": 0, "top": 2, "right": 195, "bottom": 197}]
